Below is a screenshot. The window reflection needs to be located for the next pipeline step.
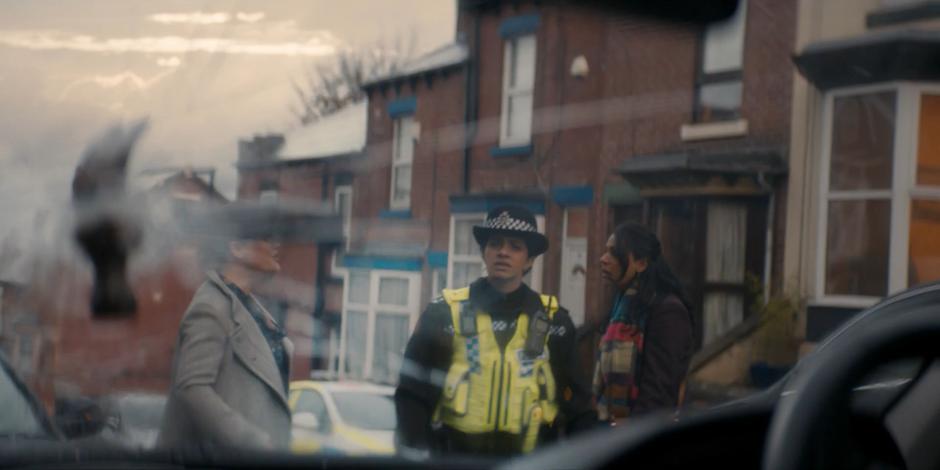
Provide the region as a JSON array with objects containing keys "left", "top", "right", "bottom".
[
  {"left": 825, "top": 200, "right": 891, "bottom": 297},
  {"left": 829, "top": 92, "right": 896, "bottom": 191}
]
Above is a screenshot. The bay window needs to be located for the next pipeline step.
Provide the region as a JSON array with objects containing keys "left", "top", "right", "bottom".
[{"left": 817, "top": 85, "right": 940, "bottom": 304}]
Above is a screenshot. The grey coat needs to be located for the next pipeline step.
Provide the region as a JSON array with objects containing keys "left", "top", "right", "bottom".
[{"left": 158, "top": 272, "right": 293, "bottom": 452}]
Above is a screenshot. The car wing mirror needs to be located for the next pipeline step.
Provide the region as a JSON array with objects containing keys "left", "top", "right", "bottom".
[
  {"left": 54, "top": 397, "right": 107, "bottom": 439},
  {"left": 293, "top": 412, "right": 321, "bottom": 432}
]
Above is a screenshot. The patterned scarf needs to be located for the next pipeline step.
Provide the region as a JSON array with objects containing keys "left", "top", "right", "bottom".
[{"left": 592, "top": 292, "right": 649, "bottom": 421}]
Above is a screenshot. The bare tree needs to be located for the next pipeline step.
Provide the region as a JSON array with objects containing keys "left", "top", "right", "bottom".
[{"left": 292, "top": 34, "right": 417, "bottom": 125}]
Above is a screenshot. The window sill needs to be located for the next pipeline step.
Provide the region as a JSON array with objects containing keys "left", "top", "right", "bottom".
[
  {"left": 490, "top": 144, "right": 532, "bottom": 158},
  {"left": 379, "top": 209, "right": 412, "bottom": 219},
  {"left": 806, "top": 296, "right": 880, "bottom": 310},
  {"left": 680, "top": 119, "right": 748, "bottom": 141}
]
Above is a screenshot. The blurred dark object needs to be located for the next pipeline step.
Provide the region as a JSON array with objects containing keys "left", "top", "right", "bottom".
[
  {"left": 75, "top": 217, "right": 142, "bottom": 316},
  {"left": 54, "top": 396, "right": 107, "bottom": 440},
  {"left": 460, "top": 0, "right": 739, "bottom": 24},
  {"left": 749, "top": 362, "right": 792, "bottom": 389},
  {"left": 71, "top": 121, "right": 147, "bottom": 318}
]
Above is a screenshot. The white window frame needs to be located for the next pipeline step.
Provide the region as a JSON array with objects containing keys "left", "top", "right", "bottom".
[
  {"left": 430, "top": 267, "right": 447, "bottom": 302},
  {"left": 448, "top": 213, "right": 486, "bottom": 289},
  {"left": 814, "top": 82, "right": 940, "bottom": 306},
  {"left": 499, "top": 34, "right": 537, "bottom": 147},
  {"left": 390, "top": 117, "right": 415, "bottom": 210},
  {"left": 695, "top": 0, "right": 747, "bottom": 123},
  {"left": 337, "top": 269, "right": 421, "bottom": 381},
  {"left": 334, "top": 185, "right": 352, "bottom": 249},
  {"left": 558, "top": 209, "right": 587, "bottom": 326},
  {"left": 447, "top": 213, "right": 544, "bottom": 291}
]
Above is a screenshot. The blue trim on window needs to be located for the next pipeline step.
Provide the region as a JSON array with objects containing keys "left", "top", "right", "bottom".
[
  {"left": 490, "top": 145, "right": 532, "bottom": 158},
  {"left": 427, "top": 251, "right": 448, "bottom": 268},
  {"left": 551, "top": 186, "right": 594, "bottom": 206},
  {"left": 500, "top": 14, "right": 540, "bottom": 38},
  {"left": 387, "top": 97, "right": 417, "bottom": 118},
  {"left": 450, "top": 198, "right": 545, "bottom": 215},
  {"left": 450, "top": 200, "right": 489, "bottom": 214},
  {"left": 379, "top": 209, "right": 412, "bottom": 219},
  {"left": 342, "top": 255, "right": 423, "bottom": 272}
]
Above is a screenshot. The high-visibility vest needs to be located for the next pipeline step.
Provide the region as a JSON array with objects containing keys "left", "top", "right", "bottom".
[{"left": 433, "top": 287, "right": 560, "bottom": 453}]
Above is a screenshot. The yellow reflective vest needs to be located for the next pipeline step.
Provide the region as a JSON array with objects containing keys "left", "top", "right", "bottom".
[{"left": 433, "top": 287, "right": 560, "bottom": 453}]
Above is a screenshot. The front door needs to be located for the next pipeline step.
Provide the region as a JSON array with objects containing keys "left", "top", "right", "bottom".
[{"left": 560, "top": 208, "right": 588, "bottom": 326}]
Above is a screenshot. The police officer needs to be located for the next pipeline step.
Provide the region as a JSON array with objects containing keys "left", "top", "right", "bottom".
[{"left": 395, "top": 205, "right": 596, "bottom": 458}]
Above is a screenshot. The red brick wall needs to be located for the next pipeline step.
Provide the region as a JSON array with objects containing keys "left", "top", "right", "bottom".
[
  {"left": 358, "top": 67, "right": 467, "bottom": 300},
  {"left": 349, "top": 0, "right": 796, "bottom": 327},
  {"left": 238, "top": 158, "right": 354, "bottom": 379},
  {"left": 453, "top": 0, "right": 797, "bottom": 325},
  {"left": 32, "top": 247, "right": 201, "bottom": 400}
]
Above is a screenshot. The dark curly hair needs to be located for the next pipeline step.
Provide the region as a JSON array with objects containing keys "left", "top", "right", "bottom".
[{"left": 611, "top": 222, "right": 692, "bottom": 310}]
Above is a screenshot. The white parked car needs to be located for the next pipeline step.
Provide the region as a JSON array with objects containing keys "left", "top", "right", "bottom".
[{"left": 289, "top": 380, "right": 395, "bottom": 455}]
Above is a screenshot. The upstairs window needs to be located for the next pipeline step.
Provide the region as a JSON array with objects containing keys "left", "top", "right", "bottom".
[
  {"left": 500, "top": 34, "right": 537, "bottom": 146},
  {"left": 390, "top": 116, "right": 414, "bottom": 210},
  {"left": 696, "top": 0, "right": 747, "bottom": 123}
]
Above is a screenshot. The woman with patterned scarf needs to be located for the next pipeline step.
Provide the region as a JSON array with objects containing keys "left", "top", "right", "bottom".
[{"left": 594, "top": 223, "right": 694, "bottom": 425}]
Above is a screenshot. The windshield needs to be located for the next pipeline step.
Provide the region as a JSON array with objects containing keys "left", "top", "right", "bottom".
[
  {"left": 331, "top": 392, "right": 395, "bottom": 431},
  {"left": 0, "top": 362, "right": 44, "bottom": 437},
  {"left": 3, "top": 0, "right": 940, "bottom": 465}
]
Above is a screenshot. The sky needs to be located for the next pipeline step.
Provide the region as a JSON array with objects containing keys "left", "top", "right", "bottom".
[{"left": 0, "top": 0, "right": 456, "bottom": 252}]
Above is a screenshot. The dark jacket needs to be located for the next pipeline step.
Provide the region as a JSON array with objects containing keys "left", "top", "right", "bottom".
[
  {"left": 395, "top": 278, "right": 597, "bottom": 456},
  {"left": 615, "top": 292, "right": 693, "bottom": 416}
]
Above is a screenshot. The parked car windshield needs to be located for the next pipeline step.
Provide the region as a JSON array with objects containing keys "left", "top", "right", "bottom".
[
  {"left": 108, "top": 394, "right": 166, "bottom": 432},
  {"left": 0, "top": 362, "right": 44, "bottom": 437},
  {"left": 331, "top": 391, "right": 395, "bottom": 431}
]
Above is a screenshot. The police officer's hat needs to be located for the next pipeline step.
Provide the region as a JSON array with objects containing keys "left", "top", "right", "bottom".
[{"left": 472, "top": 205, "right": 548, "bottom": 257}]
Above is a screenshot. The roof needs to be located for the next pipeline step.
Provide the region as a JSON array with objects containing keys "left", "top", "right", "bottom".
[
  {"left": 363, "top": 42, "right": 468, "bottom": 88},
  {"left": 145, "top": 170, "right": 227, "bottom": 202},
  {"left": 400, "top": 42, "right": 468, "bottom": 76},
  {"left": 277, "top": 100, "right": 368, "bottom": 161},
  {"left": 794, "top": 29, "right": 940, "bottom": 90}
]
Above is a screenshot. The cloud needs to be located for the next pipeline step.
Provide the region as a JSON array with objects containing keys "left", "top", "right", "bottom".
[
  {"left": 149, "top": 12, "right": 230, "bottom": 25},
  {"left": 0, "top": 30, "right": 338, "bottom": 57},
  {"left": 58, "top": 69, "right": 177, "bottom": 102},
  {"left": 148, "top": 11, "right": 267, "bottom": 25},
  {"left": 91, "top": 71, "right": 165, "bottom": 89},
  {"left": 156, "top": 56, "right": 181, "bottom": 67},
  {"left": 236, "top": 12, "right": 266, "bottom": 23}
]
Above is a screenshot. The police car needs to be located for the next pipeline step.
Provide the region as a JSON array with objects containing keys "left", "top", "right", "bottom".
[{"left": 288, "top": 380, "right": 396, "bottom": 455}]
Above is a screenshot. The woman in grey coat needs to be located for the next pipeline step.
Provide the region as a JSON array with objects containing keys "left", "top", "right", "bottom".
[{"left": 158, "top": 237, "right": 293, "bottom": 453}]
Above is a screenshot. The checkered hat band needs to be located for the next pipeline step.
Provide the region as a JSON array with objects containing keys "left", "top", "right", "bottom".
[{"left": 484, "top": 212, "right": 537, "bottom": 233}]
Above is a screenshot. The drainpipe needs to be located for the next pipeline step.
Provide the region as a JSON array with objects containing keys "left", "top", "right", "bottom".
[
  {"left": 462, "top": 10, "right": 480, "bottom": 193},
  {"left": 758, "top": 171, "right": 774, "bottom": 304}
]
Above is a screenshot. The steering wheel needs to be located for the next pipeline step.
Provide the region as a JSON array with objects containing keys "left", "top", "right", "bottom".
[{"left": 762, "top": 303, "right": 937, "bottom": 470}]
